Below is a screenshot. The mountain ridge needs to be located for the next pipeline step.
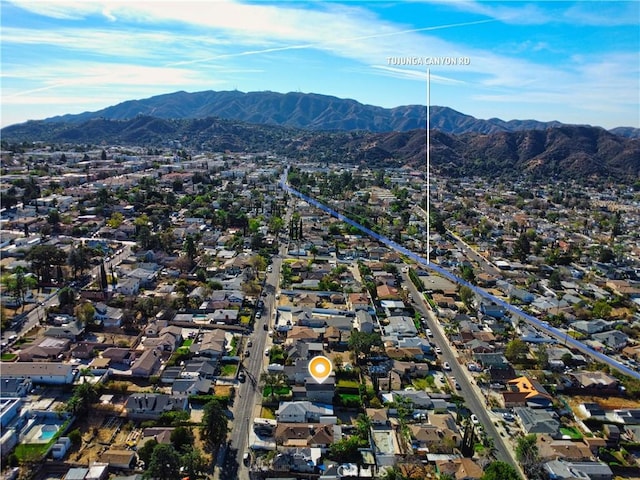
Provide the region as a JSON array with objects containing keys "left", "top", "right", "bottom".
[
  {"left": 2, "top": 115, "right": 638, "bottom": 182},
  {"left": 36, "top": 90, "right": 639, "bottom": 137}
]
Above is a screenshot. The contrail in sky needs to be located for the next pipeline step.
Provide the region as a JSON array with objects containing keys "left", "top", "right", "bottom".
[{"left": 167, "top": 19, "right": 495, "bottom": 67}]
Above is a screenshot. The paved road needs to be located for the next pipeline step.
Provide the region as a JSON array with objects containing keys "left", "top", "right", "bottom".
[
  {"left": 403, "top": 274, "right": 523, "bottom": 474},
  {"left": 223, "top": 249, "right": 283, "bottom": 480}
]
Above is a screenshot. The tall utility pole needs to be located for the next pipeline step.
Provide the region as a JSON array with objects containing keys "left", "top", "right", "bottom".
[{"left": 426, "top": 68, "right": 431, "bottom": 264}]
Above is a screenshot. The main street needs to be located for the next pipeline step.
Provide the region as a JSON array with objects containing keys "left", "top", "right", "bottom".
[{"left": 223, "top": 246, "right": 285, "bottom": 480}]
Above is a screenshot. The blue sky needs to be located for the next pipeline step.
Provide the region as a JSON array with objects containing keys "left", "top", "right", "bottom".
[{"left": 1, "top": 1, "right": 638, "bottom": 129}]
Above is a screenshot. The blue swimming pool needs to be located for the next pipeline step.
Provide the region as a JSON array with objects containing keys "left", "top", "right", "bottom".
[{"left": 39, "top": 429, "right": 57, "bottom": 441}]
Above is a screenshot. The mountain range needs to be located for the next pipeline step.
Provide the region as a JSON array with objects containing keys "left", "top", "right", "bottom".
[
  {"left": 3, "top": 114, "right": 638, "bottom": 182},
  {"left": 39, "top": 90, "right": 639, "bottom": 137}
]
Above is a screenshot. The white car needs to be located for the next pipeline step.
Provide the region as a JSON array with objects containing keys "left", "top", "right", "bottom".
[
  {"left": 471, "top": 414, "right": 480, "bottom": 425},
  {"left": 426, "top": 329, "right": 433, "bottom": 337},
  {"left": 443, "top": 361, "right": 451, "bottom": 370}
]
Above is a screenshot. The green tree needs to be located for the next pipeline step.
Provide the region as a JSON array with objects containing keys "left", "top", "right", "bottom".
[
  {"left": 2, "top": 266, "right": 36, "bottom": 310},
  {"left": 513, "top": 232, "right": 531, "bottom": 261},
  {"left": 170, "top": 426, "right": 194, "bottom": 453},
  {"left": 481, "top": 461, "right": 521, "bottom": 480},
  {"left": 516, "top": 434, "right": 543, "bottom": 479},
  {"left": 548, "top": 270, "right": 562, "bottom": 290},
  {"left": 261, "top": 372, "right": 288, "bottom": 402},
  {"left": 355, "top": 413, "right": 372, "bottom": 441},
  {"left": 144, "top": 443, "right": 181, "bottom": 480},
  {"left": 67, "top": 244, "right": 93, "bottom": 279},
  {"left": 138, "top": 438, "right": 158, "bottom": 465},
  {"left": 348, "top": 331, "right": 382, "bottom": 365},
  {"left": 459, "top": 285, "right": 475, "bottom": 308},
  {"left": 184, "top": 234, "right": 197, "bottom": 265},
  {"left": 459, "top": 264, "right": 475, "bottom": 283},
  {"left": 67, "top": 428, "right": 82, "bottom": 447},
  {"left": 180, "top": 448, "right": 208, "bottom": 479},
  {"left": 58, "top": 286, "right": 76, "bottom": 308},
  {"left": 107, "top": 212, "right": 125, "bottom": 228},
  {"left": 535, "top": 344, "right": 549, "bottom": 369},
  {"left": 200, "top": 399, "right": 229, "bottom": 454},
  {"left": 27, "top": 244, "right": 67, "bottom": 283},
  {"left": 67, "top": 381, "right": 98, "bottom": 416},
  {"left": 592, "top": 299, "right": 612, "bottom": 319},
  {"left": 74, "top": 301, "right": 96, "bottom": 326},
  {"left": 327, "top": 435, "right": 365, "bottom": 464},
  {"left": 505, "top": 339, "right": 529, "bottom": 363}
]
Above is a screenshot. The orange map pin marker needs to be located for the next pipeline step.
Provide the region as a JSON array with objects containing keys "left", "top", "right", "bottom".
[{"left": 308, "top": 355, "right": 332, "bottom": 384}]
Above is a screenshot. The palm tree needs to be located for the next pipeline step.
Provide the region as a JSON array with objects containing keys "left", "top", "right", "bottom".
[{"left": 261, "top": 372, "right": 288, "bottom": 403}]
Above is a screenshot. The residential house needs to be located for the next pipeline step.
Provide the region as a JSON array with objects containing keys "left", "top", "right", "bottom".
[
  {"left": 537, "top": 435, "right": 593, "bottom": 461},
  {"left": 377, "top": 284, "right": 400, "bottom": 300},
  {"left": 347, "top": 293, "right": 371, "bottom": 311},
  {"left": 274, "top": 423, "right": 336, "bottom": 449},
  {"left": 93, "top": 303, "right": 124, "bottom": 328},
  {"left": 570, "top": 319, "right": 612, "bottom": 335},
  {"left": 513, "top": 407, "right": 560, "bottom": 437},
  {"left": 44, "top": 320, "right": 84, "bottom": 340},
  {"left": 276, "top": 401, "right": 334, "bottom": 423},
  {"left": 142, "top": 326, "right": 182, "bottom": 353},
  {"left": 570, "top": 371, "right": 618, "bottom": 391},
  {"left": 116, "top": 277, "right": 140, "bottom": 296},
  {"left": 285, "top": 326, "right": 320, "bottom": 344},
  {"left": 102, "top": 347, "right": 135, "bottom": 366},
  {"left": 191, "top": 330, "right": 227, "bottom": 358},
  {"left": 578, "top": 403, "right": 606, "bottom": 419},
  {"left": 304, "top": 375, "right": 335, "bottom": 404},
  {"left": 612, "top": 409, "right": 640, "bottom": 425},
  {"left": 0, "top": 378, "right": 32, "bottom": 397},
  {"left": 365, "top": 408, "right": 389, "bottom": 426},
  {"left": 124, "top": 393, "right": 189, "bottom": 420},
  {"left": 0, "top": 362, "right": 76, "bottom": 385},
  {"left": 479, "top": 302, "right": 506, "bottom": 318},
  {"left": 592, "top": 330, "right": 629, "bottom": 351},
  {"left": 429, "top": 412, "right": 462, "bottom": 448},
  {"left": 384, "top": 316, "right": 418, "bottom": 337},
  {"left": 182, "top": 360, "right": 218, "bottom": 380},
  {"left": 100, "top": 450, "right": 136, "bottom": 470},
  {"left": 130, "top": 349, "right": 161, "bottom": 377},
  {"left": 209, "top": 309, "right": 239, "bottom": 324},
  {"left": 18, "top": 337, "right": 70, "bottom": 361},
  {"left": 503, "top": 376, "right": 553, "bottom": 408},
  {"left": 354, "top": 310, "right": 375, "bottom": 333},
  {"left": 435, "top": 458, "right": 483, "bottom": 480},
  {"left": 171, "top": 378, "right": 212, "bottom": 396},
  {"left": 543, "top": 460, "right": 613, "bottom": 480},
  {"left": 271, "top": 448, "right": 320, "bottom": 474}
]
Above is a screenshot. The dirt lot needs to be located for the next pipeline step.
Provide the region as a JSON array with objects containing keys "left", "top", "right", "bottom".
[{"left": 566, "top": 394, "right": 640, "bottom": 411}]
